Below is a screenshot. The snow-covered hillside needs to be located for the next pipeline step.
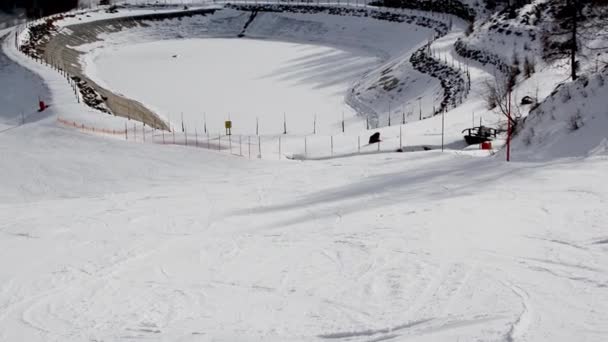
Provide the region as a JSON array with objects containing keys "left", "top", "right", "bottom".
[
  {"left": 512, "top": 70, "right": 608, "bottom": 160},
  {"left": 454, "top": 0, "right": 608, "bottom": 159},
  {"left": 1, "top": 1, "right": 607, "bottom": 341},
  {"left": 0, "top": 33, "right": 50, "bottom": 129}
]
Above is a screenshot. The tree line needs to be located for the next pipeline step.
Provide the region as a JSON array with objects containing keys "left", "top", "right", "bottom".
[{"left": 0, "top": 0, "right": 79, "bottom": 18}]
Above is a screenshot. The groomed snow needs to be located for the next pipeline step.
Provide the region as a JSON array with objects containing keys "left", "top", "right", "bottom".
[
  {"left": 1, "top": 3, "right": 607, "bottom": 342},
  {"left": 86, "top": 38, "right": 379, "bottom": 135}
]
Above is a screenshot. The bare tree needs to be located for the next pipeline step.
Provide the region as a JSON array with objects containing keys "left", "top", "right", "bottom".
[{"left": 484, "top": 74, "right": 521, "bottom": 128}]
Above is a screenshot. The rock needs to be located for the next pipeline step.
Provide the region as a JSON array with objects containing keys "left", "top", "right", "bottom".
[
  {"left": 521, "top": 96, "right": 535, "bottom": 105},
  {"left": 369, "top": 132, "right": 381, "bottom": 144}
]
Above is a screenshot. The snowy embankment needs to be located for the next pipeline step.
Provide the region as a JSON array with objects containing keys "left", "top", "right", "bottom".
[
  {"left": 1, "top": 4, "right": 608, "bottom": 341},
  {"left": 512, "top": 71, "right": 608, "bottom": 160},
  {"left": 0, "top": 32, "right": 50, "bottom": 130}
]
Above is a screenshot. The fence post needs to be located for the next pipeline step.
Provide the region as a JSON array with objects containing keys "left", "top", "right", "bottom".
[
  {"left": 207, "top": 133, "right": 210, "bottom": 149},
  {"left": 399, "top": 125, "right": 402, "bottom": 149},
  {"left": 184, "top": 127, "right": 188, "bottom": 146},
  {"left": 248, "top": 136, "right": 251, "bottom": 159},
  {"left": 258, "top": 136, "right": 262, "bottom": 158},
  {"left": 239, "top": 135, "right": 242, "bottom": 156},
  {"left": 229, "top": 134, "right": 232, "bottom": 153},
  {"left": 441, "top": 108, "right": 445, "bottom": 152},
  {"left": 283, "top": 113, "right": 287, "bottom": 134},
  {"left": 172, "top": 128, "right": 175, "bottom": 144}
]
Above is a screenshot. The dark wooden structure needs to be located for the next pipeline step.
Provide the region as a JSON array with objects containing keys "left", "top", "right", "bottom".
[{"left": 462, "top": 126, "right": 497, "bottom": 145}]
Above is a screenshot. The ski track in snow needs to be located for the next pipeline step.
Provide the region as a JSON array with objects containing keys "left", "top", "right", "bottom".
[
  {"left": 504, "top": 282, "right": 532, "bottom": 342},
  {"left": 1, "top": 4, "right": 608, "bottom": 342}
]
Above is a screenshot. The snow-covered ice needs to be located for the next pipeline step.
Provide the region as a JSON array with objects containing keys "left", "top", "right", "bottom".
[{"left": 86, "top": 38, "right": 378, "bottom": 135}]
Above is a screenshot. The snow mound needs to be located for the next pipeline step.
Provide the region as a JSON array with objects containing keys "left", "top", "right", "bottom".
[{"left": 512, "top": 71, "right": 608, "bottom": 160}]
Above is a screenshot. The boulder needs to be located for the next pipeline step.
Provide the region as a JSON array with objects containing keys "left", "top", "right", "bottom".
[
  {"left": 521, "top": 96, "right": 535, "bottom": 105},
  {"left": 369, "top": 132, "right": 381, "bottom": 144}
]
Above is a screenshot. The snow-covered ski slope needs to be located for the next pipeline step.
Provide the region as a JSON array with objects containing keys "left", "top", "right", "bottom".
[{"left": 1, "top": 2, "right": 608, "bottom": 342}]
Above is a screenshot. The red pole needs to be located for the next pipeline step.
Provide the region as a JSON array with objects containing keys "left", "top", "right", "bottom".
[{"left": 507, "top": 91, "right": 512, "bottom": 162}]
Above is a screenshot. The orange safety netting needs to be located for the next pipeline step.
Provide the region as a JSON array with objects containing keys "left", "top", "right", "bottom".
[{"left": 57, "top": 117, "right": 126, "bottom": 136}]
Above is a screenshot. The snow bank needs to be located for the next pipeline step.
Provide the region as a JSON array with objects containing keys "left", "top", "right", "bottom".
[{"left": 512, "top": 71, "right": 608, "bottom": 160}]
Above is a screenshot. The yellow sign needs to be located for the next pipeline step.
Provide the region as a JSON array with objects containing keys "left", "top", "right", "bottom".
[{"left": 225, "top": 121, "right": 232, "bottom": 129}]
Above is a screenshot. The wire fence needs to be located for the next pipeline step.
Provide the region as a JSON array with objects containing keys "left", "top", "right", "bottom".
[{"left": 57, "top": 115, "right": 445, "bottom": 160}]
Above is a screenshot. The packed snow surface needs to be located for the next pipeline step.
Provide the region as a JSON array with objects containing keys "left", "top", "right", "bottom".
[
  {"left": 1, "top": 4, "right": 608, "bottom": 342},
  {"left": 2, "top": 117, "right": 607, "bottom": 342},
  {"left": 87, "top": 38, "right": 378, "bottom": 135}
]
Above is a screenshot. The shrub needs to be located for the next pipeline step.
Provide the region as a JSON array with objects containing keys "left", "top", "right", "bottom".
[{"left": 569, "top": 111, "right": 583, "bottom": 131}]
